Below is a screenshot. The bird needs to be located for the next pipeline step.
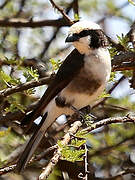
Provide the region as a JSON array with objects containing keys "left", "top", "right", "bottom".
[{"left": 16, "top": 20, "right": 111, "bottom": 173}]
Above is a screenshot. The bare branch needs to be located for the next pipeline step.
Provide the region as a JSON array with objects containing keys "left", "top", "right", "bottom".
[
  {"left": 0, "top": 0, "right": 11, "bottom": 9},
  {"left": 49, "top": 0, "right": 74, "bottom": 25},
  {"left": 0, "top": 76, "right": 54, "bottom": 98},
  {"left": 0, "top": 18, "right": 70, "bottom": 28},
  {"left": 0, "top": 165, "right": 16, "bottom": 176},
  {"left": 112, "top": 51, "right": 135, "bottom": 71},
  {"left": 82, "top": 115, "right": 135, "bottom": 133},
  {"left": 105, "top": 168, "right": 135, "bottom": 180},
  {"left": 89, "top": 133, "right": 135, "bottom": 158},
  {"left": 73, "top": 0, "right": 79, "bottom": 17},
  {"left": 93, "top": 75, "right": 126, "bottom": 108},
  {"left": 14, "top": 0, "right": 26, "bottom": 17},
  {"left": 39, "top": 28, "right": 60, "bottom": 59}
]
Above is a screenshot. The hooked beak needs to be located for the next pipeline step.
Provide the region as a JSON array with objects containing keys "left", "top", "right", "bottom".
[{"left": 65, "top": 34, "right": 79, "bottom": 42}]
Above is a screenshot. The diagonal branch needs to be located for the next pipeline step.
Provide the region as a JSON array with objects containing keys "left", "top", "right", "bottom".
[
  {"left": 73, "top": 0, "right": 79, "bottom": 18},
  {"left": 0, "top": 0, "right": 11, "bottom": 9},
  {"left": 38, "top": 121, "right": 82, "bottom": 180},
  {"left": 49, "top": 0, "right": 74, "bottom": 25},
  {"left": 0, "top": 76, "right": 54, "bottom": 98}
]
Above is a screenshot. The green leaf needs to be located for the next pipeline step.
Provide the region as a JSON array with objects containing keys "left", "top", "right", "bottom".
[
  {"left": 74, "top": 13, "right": 80, "bottom": 21},
  {"left": 0, "top": 70, "right": 12, "bottom": 83},
  {"left": 109, "top": 72, "right": 116, "bottom": 82},
  {"left": 23, "top": 67, "right": 39, "bottom": 81},
  {"left": 117, "top": 34, "right": 131, "bottom": 51},
  {"left": 24, "top": 88, "right": 36, "bottom": 95},
  {"left": 0, "top": 70, "right": 21, "bottom": 86},
  {"left": 109, "top": 47, "right": 118, "bottom": 58},
  {"left": 71, "top": 139, "right": 86, "bottom": 147},
  {"left": 61, "top": 146, "right": 85, "bottom": 162},
  {"left": 50, "top": 58, "right": 62, "bottom": 71},
  {"left": 0, "top": 128, "right": 11, "bottom": 137},
  {"left": 98, "top": 90, "right": 110, "bottom": 99}
]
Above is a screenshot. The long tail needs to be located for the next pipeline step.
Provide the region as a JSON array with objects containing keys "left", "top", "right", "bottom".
[{"left": 16, "top": 112, "right": 48, "bottom": 173}]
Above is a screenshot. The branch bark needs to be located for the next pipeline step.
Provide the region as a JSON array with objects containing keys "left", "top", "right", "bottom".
[
  {"left": 38, "top": 121, "right": 82, "bottom": 180},
  {"left": 0, "top": 76, "right": 54, "bottom": 98},
  {"left": 82, "top": 115, "right": 135, "bottom": 133},
  {"left": 0, "top": 18, "right": 70, "bottom": 28}
]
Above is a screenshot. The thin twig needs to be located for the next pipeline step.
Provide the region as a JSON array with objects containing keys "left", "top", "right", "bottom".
[
  {"left": 49, "top": 0, "right": 73, "bottom": 25},
  {"left": 39, "top": 28, "right": 60, "bottom": 59},
  {"left": 89, "top": 133, "right": 135, "bottom": 158},
  {"left": 33, "top": 145, "right": 58, "bottom": 162},
  {"left": 93, "top": 75, "right": 126, "bottom": 108},
  {"left": 104, "top": 168, "right": 135, "bottom": 180},
  {"left": 84, "top": 144, "right": 89, "bottom": 180},
  {"left": 73, "top": 0, "right": 79, "bottom": 18},
  {"left": 14, "top": 0, "right": 26, "bottom": 17},
  {"left": 82, "top": 115, "right": 135, "bottom": 133},
  {"left": 0, "top": 0, "right": 11, "bottom": 9},
  {"left": 0, "top": 164, "right": 16, "bottom": 176},
  {"left": 0, "top": 76, "right": 53, "bottom": 98}
]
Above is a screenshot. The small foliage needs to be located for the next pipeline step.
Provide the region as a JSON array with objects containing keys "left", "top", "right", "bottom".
[
  {"left": 23, "top": 67, "right": 39, "bottom": 81},
  {"left": 58, "top": 138, "right": 86, "bottom": 162},
  {"left": 0, "top": 127, "right": 11, "bottom": 137},
  {"left": 117, "top": 34, "right": 131, "bottom": 51},
  {"left": 74, "top": 13, "right": 80, "bottom": 21},
  {"left": 6, "top": 97, "right": 26, "bottom": 113},
  {"left": 61, "top": 146, "right": 85, "bottom": 162},
  {"left": 50, "top": 58, "right": 62, "bottom": 72},
  {"left": 98, "top": 90, "right": 110, "bottom": 99}
]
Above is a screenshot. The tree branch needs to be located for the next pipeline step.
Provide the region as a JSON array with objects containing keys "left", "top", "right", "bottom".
[
  {"left": 49, "top": 0, "right": 74, "bottom": 25},
  {"left": 0, "top": 18, "right": 70, "bottom": 28},
  {"left": 0, "top": 0, "right": 11, "bottom": 9},
  {"left": 72, "top": 0, "right": 79, "bottom": 17},
  {"left": 0, "top": 76, "right": 54, "bottom": 98},
  {"left": 38, "top": 121, "right": 82, "bottom": 180},
  {"left": 112, "top": 51, "right": 135, "bottom": 71},
  {"left": 82, "top": 115, "right": 135, "bottom": 133}
]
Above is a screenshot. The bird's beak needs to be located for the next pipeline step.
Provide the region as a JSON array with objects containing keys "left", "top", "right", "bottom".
[{"left": 65, "top": 34, "right": 79, "bottom": 42}]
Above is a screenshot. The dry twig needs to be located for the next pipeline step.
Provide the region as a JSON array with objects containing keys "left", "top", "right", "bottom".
[
  {"left": 82, "top": 115, "right": 135, "bottom": 133},
  {"left": 49, "top": 0, "right": 74, "bottom": 25}
]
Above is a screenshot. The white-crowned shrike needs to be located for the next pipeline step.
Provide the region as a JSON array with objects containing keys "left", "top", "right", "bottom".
[{"left": 16, "top": 21, "right": 111, "bottom": 172}]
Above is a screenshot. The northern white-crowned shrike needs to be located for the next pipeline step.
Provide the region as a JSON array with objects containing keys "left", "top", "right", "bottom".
[{"left": 16, "top": 21, "right": 111, "bottom": 172}]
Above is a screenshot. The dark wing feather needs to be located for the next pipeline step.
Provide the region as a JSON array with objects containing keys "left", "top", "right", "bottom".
[
  {"left": 16, "top": 49, "right": 84, "bottom": 173},
  {"left": 21, "top": 49, "right": 84, "bottom": 125}
]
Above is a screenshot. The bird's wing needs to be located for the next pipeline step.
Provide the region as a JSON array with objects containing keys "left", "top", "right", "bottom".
[
  {"left": 21, "top": 49, "right": 84, "bottom": 125},
  {"left": 16, "top": 49, "right": 84, "bottom": 173}
]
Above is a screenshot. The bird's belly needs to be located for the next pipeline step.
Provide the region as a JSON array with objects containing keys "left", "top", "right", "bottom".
[{"left": 60, "top": 75, "right": 105, "bottom": 109}]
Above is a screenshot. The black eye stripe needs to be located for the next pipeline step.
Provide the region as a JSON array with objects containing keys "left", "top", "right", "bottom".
[
  {"left": 72, "top": 29, "right": 109, "bottom": 49},
  {"left": 79, "top": 30, "right": 91, "bottom": 37},
  {"left": 73, "top": 29, "right": 104, "bottom": 38}
]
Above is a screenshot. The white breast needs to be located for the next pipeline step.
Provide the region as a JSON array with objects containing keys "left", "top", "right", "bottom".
[
  {"left": 60, "top": 48, "right": 111, "bottom": 109},
  {"left": 84, "top": 47, "right": 111, "bottom": 83}
]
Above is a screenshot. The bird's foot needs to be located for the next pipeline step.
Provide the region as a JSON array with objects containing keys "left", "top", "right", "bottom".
[{"left": 70, "top": 105, "right": 97, "bottom": 124}]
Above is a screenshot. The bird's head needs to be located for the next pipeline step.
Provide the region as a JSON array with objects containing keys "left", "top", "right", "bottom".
[{"left": 65, "top": 21, "right": 109, "bottom": 54}]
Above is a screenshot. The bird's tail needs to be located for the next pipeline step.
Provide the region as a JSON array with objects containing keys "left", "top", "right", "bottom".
[{"left": 16, "top": 112, "right": 48, "bottom": 173}]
